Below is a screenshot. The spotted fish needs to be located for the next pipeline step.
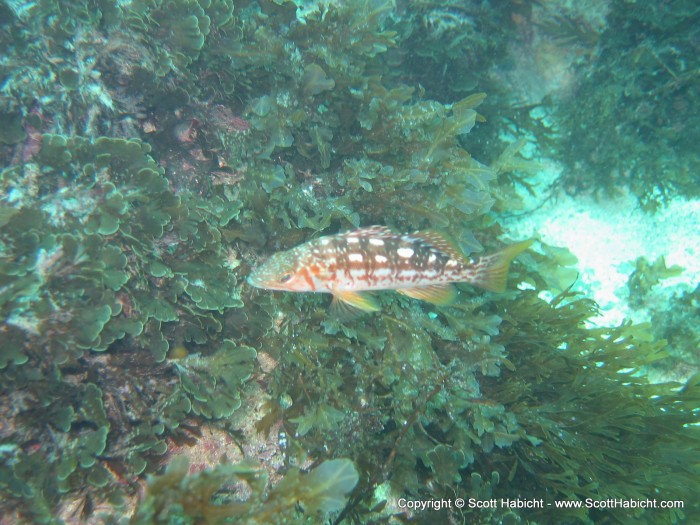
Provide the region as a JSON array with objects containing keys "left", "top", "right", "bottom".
[{"left": 247, "top": 226, "right": 532, "bottom": 314}]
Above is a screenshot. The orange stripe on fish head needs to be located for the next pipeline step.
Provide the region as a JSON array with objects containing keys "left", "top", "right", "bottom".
[
  {"left": 247, "top": 247, "right": 316, "bottom": 292},
  {"left": 296, "top": 265, "right": 317, "bottom": 291}
]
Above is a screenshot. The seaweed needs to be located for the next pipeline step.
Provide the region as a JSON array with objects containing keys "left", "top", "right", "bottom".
[
  {"left": 627, "top": 256, "right": 684, "bottom": 309},
  {"left": 551, "top": 0, "right": 700, "bottom": 211},
  {"left": 1, "top": 0, "right": 698, "bottom": 523},
  {"left": 129, "top": 456, "right": 359, "bottom": 525}
]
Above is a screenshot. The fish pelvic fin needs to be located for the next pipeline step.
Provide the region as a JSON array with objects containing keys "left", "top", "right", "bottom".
[
  {"left": 397, "top": 284, "right": 457, "bottom": 305},
  {"left": 470, "top": 240, "right": 533, "bottom": 293},
  {"left": 330, "top": 290, "right": 380, "bottom": 319}
]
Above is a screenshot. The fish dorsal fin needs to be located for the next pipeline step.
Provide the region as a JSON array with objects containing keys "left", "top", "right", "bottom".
[
  {"left": 397, "top": 284, "right": 457, "bottom": 306},
  {"left": 330, "top": 290, "right": 380, "bottom": 319},
  {"left": 347, "top": 225, "right": 394, "bottom": 238},
  {"left": 411, "top": 230, "right": 467, "bottom": 262}
]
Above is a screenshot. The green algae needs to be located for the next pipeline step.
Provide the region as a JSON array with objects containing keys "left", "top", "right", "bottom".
[
  {"left": 129, "top": 456, "right": 358, "bottom": 525},
  {"left": 628, "top": 256, "right": 684, "bottom": 309},
  {"left": 551, "top": 1, "right": 700, "bottom": 211},
  {"left": 175, "top": 341, "right": 256, "bottom": 419},
  {"left": 0, "top": 0, "right": 698, "bottom": 523}
]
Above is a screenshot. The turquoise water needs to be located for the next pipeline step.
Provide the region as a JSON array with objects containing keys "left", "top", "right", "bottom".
[{"left": 1, "top": 1, "right": 698, "bottom": 523}]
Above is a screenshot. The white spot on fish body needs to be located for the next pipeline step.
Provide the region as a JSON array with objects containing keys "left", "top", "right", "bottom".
[
  {"left": 375, "top": 254, "right": 388, "bottom": 263},
  {"left": 374, "top": 268, "right": 392, "bottom": 278},
  {"left": 397, "top": 248, "right": 414, "bottom": 258},
  {"left": 446, "top": 259, "right": 458, "bottom": 267},
  {"left": 428, "top": 254, "right": 437, "bottom": 263},
  {"left": 347, "top": 237, "right": 359, "bottom": 243},
  {"left": 348, "top": 253, "right": 363, "bottom": 262},
  {"left": 369, "top": 238, "right": 384, "bottom": 246},
  {"left": 320, "top": 238, "right": 330, "bottom": 245},
  {"left": 398, "top": 269, "right": 417, "bottom": 280}
]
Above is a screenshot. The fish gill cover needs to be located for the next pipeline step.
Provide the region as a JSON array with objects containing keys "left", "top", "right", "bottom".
[{"left": 0, "top": 0, "right": 698, "bottom": 524}]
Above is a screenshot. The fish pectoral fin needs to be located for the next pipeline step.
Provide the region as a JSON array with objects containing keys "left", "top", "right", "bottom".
[
  {"left": 397, "top": 284, "right": 457, "bottom": 305},
  {"left": 331, "top": 291, "right": 381, "bottom": 318}
]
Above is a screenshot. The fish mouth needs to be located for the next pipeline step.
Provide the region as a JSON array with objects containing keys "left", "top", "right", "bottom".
[{"left": 246, "top": 271, "right": 274, "bottom": 289}]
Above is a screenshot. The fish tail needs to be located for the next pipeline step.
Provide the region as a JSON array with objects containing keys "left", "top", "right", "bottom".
[{"left": 470, "top": 240, "right": 533, "bottom": 293}]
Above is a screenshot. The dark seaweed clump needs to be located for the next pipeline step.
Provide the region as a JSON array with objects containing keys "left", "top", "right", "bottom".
[{"left": 551, "top": 1, "right": 700, "bottom": 211}]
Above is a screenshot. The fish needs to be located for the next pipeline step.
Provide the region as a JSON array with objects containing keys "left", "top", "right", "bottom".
[{"left": 247, "top": 225, "right": 533, "bottom": 314}]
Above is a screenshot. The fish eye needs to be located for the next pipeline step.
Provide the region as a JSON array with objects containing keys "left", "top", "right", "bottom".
[{"left": 280, "top": 273, "right": 293, "bottom": 283}]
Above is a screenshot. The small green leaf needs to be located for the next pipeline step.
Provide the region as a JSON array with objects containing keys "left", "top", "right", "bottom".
[
  {"left": 104, "top": 269, "right": 129, "bottom": 290},
  {"left": 302, "top": 459, "right": 359, "bottom": 514},
  {"left": 290, "top": 403, "right": 344, "bottom": 437},
  {"left": 56, "top": 454, "right": 78, "bottom": 481},
  {"left": 144, "top": 298, "right": 179, "bottom": 322},
  {"left": 76, "top": 305, "right": 112, "bottom": 344},
  {"left": 87, "top": 464, "right": 112, "bottom": 487},
  {"left": 50, "top": 406, "right": 75, "bottom": 432},
  {"left": 423, "top": 444, "right": 470, "bottom": 485},
  {"left": 97, "top": 213, "right": 120, "bottom": 235},
  {"left": 0, "top": 205, "right": 19, "bottom": 228},
  {"left": 126, "top": 454, "right": 148, "bottom": 476},
  {"left": 77, "top": 426, "right": 108, "bottom": 468},
  {"left": 149, "top": 261, "right": 172, "bottom": 278}
]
